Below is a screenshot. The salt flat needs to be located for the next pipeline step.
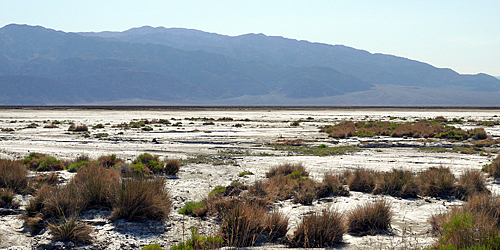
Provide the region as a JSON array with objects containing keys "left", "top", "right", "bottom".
[{"left": 0, "top": 107, "right": 499, "bottom": 249}]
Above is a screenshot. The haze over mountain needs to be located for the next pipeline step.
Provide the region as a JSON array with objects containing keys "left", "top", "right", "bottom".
[{"left": 1, "top": 24, "right": 499, "bottom": 105}]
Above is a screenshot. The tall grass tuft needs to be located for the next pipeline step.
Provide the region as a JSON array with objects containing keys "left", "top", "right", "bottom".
[
  {"left": 0, "top": 159, "right": 28, "bottom": 193},
  {"left": 110, "top": 177, "right": 171, "bottom": 221},
  {"left": 288, "top": 209, "right": 345, "bottom": 247},
  {"left": 348, "top": 169, "right": 378, "bottom": 193},
  {"left": 71, "top": 164, "right": 120, "bottom": 209},
  {"left": 418, "top": 167, "right": 456, "bottom": 198},
  {"left": 48, "top": 217, "right": 93, "bottom": 244},
  {"left": 373, "top": 169, "right": 419, "bottom": 198},
  {"left": 220, "top": 201, "right": 267, "bottom": 247},
  {"left": 347, "top": 200, "right": 392, "bottom": 236}
]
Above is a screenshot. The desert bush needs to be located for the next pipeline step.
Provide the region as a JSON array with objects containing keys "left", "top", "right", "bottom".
[
  {"left": 0, "top": 159, "right": 28, "bottom": 193},
  {"left": 29, "top": 173, "right": 60, "bottom": 191},
  {"left": 418, "top": 167, "right": 456, "bottom": 198},
  {"left": 348, "top": 169, "right": 378, "bottom": 193},
  {"left": 23, "top": 215, "right": 44, "bottom": 235},
  {"left": 347, "top": 200, "right": 392, "bottom": 236},
  {"left": 219, "top": 201, "right": 267, "bottom": 247},
  {"left": 321, "top": 121, "right": 356, "bottom": 138},
  {"left": 432, "top": 209, "right": 500, "bottom": 249},
  {"left": 470, "top": 128, "right": 488, "bottom": 140},
  {"left": 98, "top": 154, "right": 123, "bottom": 168},
  {"left": 0, "top": 188, "right": 17, "bottom": 208},
  {"left": 68, "top": 124, "right": 88, "bottom": 132},
  {"left": 288, "top": 209, "right": 345, "bottom": 247},
  {"left": 71, "top": 164, "right": 120, "bottom": 209},
  {"left": 141, "top": 243, "right": 163, "bottom": 250},
  {"left": 178, "top": 201, "right": 208, "bottom": 217},
  {"left": 264, "top": 211, "right": 289, "bottom": 241},
  {"left": 67, "top": 160, "right": 93, "bottom": 172},
  {"left": 266, "top": 163, "right": 308, "bottom": 178},
  {"left": 170, "top": 227, "right": 223, "bottom": 250},
  {"left": 162, "top": 159, "right": 181, "bottom": 175},
  {"left": 42, "top": 183, "right": 86, "bottom": 219},
  {"left": 22, "top": 153, "right": 64, "bottom": 171},
  {"left": 316, "top": 173, "right": 350, "bottom": 198},
  {"left": 238, "top": 170, "right": 254, "bottom": 177},
  {"left": 373, "top": 169, "right": 419, "bottom": 198},
  {"left": 25, "top": 184, "right": 54, "bottom": 217},
  {"left": 110, "top": 178, "right": 171, "bottom": 221},
  {"left": 485, "top": 154, "right": 500, "bottom": 178},
  {"left": 48, "top": 217, "right": 93, "bottom": 244},
  {"left": 455, "top": 170, "right": 489, "bottom": 200}
]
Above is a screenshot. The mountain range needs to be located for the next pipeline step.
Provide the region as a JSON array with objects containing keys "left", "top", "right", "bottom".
[{"left": 1, "top": 24, "right": 499, "bottom": 106}]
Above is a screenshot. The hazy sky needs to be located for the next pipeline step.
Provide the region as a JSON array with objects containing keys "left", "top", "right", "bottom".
[{"left": 1, "top": 0, "right": 499, "bottom": 76}]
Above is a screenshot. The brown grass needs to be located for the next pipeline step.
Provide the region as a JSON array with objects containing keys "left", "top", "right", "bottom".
[
  {"left": 321, "top": 121, "right": 356, "bottom": 138},
  {"left": 110, "top": 177, "right": 171, "bottom": 221},
  {"left": 455, "top": 170, "right": 489, "bottom": 200},
  {"left": 0, "top": 188, "right": 17, "bottom": 208},
  {"left": 48, "top": 217, "right": 93, "bottom": 244},
  {"left": 373, "top": 169, "right": 419, "bottom": 198},
  {"left": 164, "top": 159, "right": 181, "bottom": 175},
  {"left": 347, "top": 200, "right": 392, "bottom": 236},
  {"left": 68, "top": 124, "right": 89, "bottom": 132},
  {"left": 316, "top": 173, "right": 349, "bottom": 198},
  {"left": 288, "top": 209, "right": 345, "bottom": 247},
  {"left": 418, "top": 167, "right": 456, "bottom": 198},
  {"left": 347, "top": 169, "right": 379, "bottom": 193},
  {"left": 220, "top": 201, "right": 267, "bottom": 247},
  {"left": 97, "top": 154, "right": 123, "bottom": 168},
  {"left": 485, "top": 153, "right": 500, "bottom": 178},
  {"left": 0, "top": 159, "right": 28, "bottom": 193},
  {"left": 266, "top": 163, "right": 308, "bottom": 178},
  {"left": 71, "top": 164, "right": 120, "bottom": 209}
]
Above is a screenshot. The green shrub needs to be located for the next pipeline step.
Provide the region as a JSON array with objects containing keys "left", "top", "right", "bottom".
[
  {"left": 170, "top": 227, "right": 222, "bottom": 250},
  {"left": 22, "top": 153, "right": 64, "bottom": 171},
  {"left": 178, "top": 201, "right": 207, "bottom": 217},
  {"left": 288, "top": 209, "right": 345, "bottom": 247},
  {"left": 238, "top": 170, "right": 254, "bottom": 177},
  {"left": 141, "top": 243, "right": 163, "bottom": 250}
]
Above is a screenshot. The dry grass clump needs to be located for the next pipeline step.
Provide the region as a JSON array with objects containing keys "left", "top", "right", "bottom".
[
  {"left": 97, "top": 154, "right": 123, "bottom": 168},
  {"left": 347, "top": 169, "right": 379, "bottom": 193},
  {"left": 347, "top": 200, "right": 392, "bottom": 236},
  {"left": 455, "top": 170, "right": 489, "bottom": 200},
  {"left": 418, "top": 167, "right": 456, "bottom": 198},
  {"left": 220, "top": 201, "right": 288, "bottom": 247},
  {"left": 0, "top": 159, "right": 28, "bottom": 193},
  {"left": 321, "top": 121, "right": 356, "bottom": 138},
  {"left": 316, "top": 173, "right": 349, "bottom": 198},
  {"left": 110, "top": 177, "right": 171, "bottom": 221},
  {"left": 288, "top": 209, "right": 345, "bottom": 247},
  {"left": 0, "top": 188, "right": 18, "bottom": 208},
  {"left": 373, "top": 169, "right": 419, "bottom": 198},
  {"left": 266, "top": 163, "right": 308, "bottom": 178},
  {"left": 71, "top": 164, "right": 120, "bottom": 209},
  {"left": 485, "top": 153, "right": 500, "bottom": 178},
  {"left": 48, "top": 217, "right": 93, "bottom": 244},
  {"left": 68, "top": 124, "right": 89, "bottom": 132}
]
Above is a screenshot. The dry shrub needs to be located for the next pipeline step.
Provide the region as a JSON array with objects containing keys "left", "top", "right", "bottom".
[
  {"left": 98, "top": 154, "right": 123, "bottom": 168},
  {"left": 264, "top": 211, "right": 289, "bottom": 241},
  {"left": 266, "top": 163, "right": 308, "bottom": 178},
  {"left": 455, "top": 170, "right": 489, "bottom": 200},
  {"left": 348, "top": 169, "right": 379, "bottom": 193},
  {"left": 288, "top": 209, "right": 345, "bottom": 247},
  {"left": 164, "top": 159, "right": 181, "bottom": 175},
  {"left": 220, "top": 201, "right": 267, "bottom": 247},
  {"left": 71, "top": 164, "right": 120, "bottom": 209},
  {"left": 316, "top": 173, "right": 349, "bottom": 198},
  {"left": 49, "top": 217, "right": 93, "bottom": 244},
  {"left": 373, "top": 169, "right": 419, "bottom": 198},
  {"left": 418, "top": 167, "right": 456, "bottom": 198},
  {"left": 33, "top": 173, "right": 60, "bottom": 186},
  {"left": 23, "top": 216, "right": 44, "bottom": 235},
  {"left": 347, "top": 200, "right": 392, "bottom": 236},
  {"left": 465, "top": 194, "right": 500, "bottom": 226},
  {"left": 111, "top": 177, "right": 171, "bottom": 221},
  {"left": 68, "top": 124, "right": 89, "bottom": 132},
  {"left": 25, "top": 184, "right": 54, "bottom": 217},
  {"left": 322, "top": 121, "right": 356, "bottom": 138},
  {"left": 470, "top": 128, "right": 488, "bottom": 140},
  {"left": 0, "top": 188, "right": 17, "bottom": 208},
  {"left": 0, "top": 159, "right": 28, "bottom": 193},
  {"left": 486, "top": 154, "right": 500, "bottom": 178},
  {"left": 42, "top": 184, "right": 86, "bottom": 219},
  {"left": 268, "top": 139, "right": 307, "bottom": 146}
]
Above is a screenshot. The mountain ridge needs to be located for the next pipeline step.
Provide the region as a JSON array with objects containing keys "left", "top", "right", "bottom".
[{"left": 1, "top": 23, "right": 499, "bottom": 105}]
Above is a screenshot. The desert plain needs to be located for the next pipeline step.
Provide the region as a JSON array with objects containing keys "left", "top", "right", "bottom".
[{"left": 0, "top": 107, "right": 499, "bottom": 249}]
